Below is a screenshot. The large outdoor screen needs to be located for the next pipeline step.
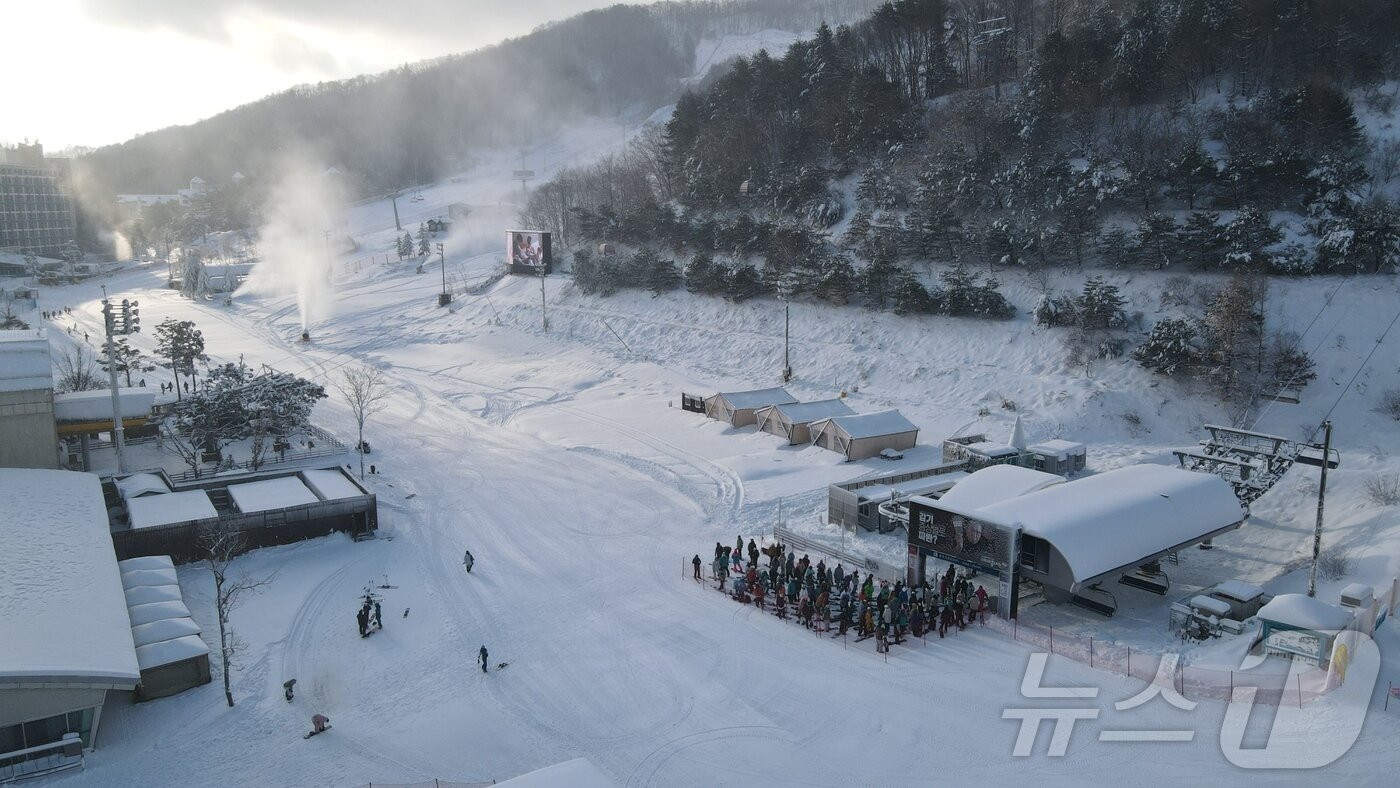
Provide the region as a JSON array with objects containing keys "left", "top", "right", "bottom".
[{"left": 506, "top": 230, "right": 551, "bottom": 275}]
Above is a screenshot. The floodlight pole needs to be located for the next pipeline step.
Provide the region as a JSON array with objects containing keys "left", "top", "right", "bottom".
[
  {"left": 783, "top": 302, "right": 792, "bottom": 382},
  {"left": 539, "top": 269, "right": 549, "bottom": 332},
  {"left": 437, "top": 242, "right": 450, "bottom": 306},
  {"left": 100, "top": 286, "right": 127, "bottom": 475},
  {"left": 1306, "top": 419, "right": 1333, "bottom": 598}
]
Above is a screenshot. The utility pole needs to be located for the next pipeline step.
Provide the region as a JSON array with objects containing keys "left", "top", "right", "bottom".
[
  {"left": 783, "top": 302, "right": 792, "bottom": 382},
  {"left": 539, "top": 269, "right": 549, "bottom": 332},
  {"left": 437, "top": 242, "right": 451, "bottom": 307},
  {"left": 390, "top": 191, "right": 402, "bottom": 232},
  {"left": 1307, "top": 420, "right": 1333, "bottom": 598}
]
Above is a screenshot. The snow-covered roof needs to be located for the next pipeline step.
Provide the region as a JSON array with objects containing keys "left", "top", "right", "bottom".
[
  {"left": 1258, "top": 593, "right": 1354, "bottom": 632},
  {"left": 760, "top": 398, "right": 854, "bottom": 424},
  {"left": 54, "top": 388, "right": 156, "bottom": 422},
  {"left": 496, "top": 758, "right": 616, "bottom": 788},
  {"left": 116, "top": 472, "right": 172, "bottom": 501},
  {"left": 127, "top": 600, "right": 192, "bottom": 628},
  {"left": 302, "top": 469, "right": 367, "bottom": 502},
  {"left": 128, "top": 490, "right": 219, "bottom": 529},
  {"left": 135, "top": 634, "right": 209, "bottom": 671},
  {"left": 964, "top": 441, "right": 1021, "bottom": 458},
  {"left": 125, "top": 585, "right": 182, "bottom": 607},
  {"left": 118, "top": 555, "right": 174, "bottom": 572},
  {"left": 1340, "top": 583, "right": 1373, "bottom": 601},
  {"left": 1212, "top": 579, "right": 1265, "bottom": 603},
  {"left": 714, "top": 387, "right": 797, "bottom": 411},
  {"left": 937, "top": 465, "right": 1067, "bottom": 512},
  {"left": 979, "top": 465, "right": 1246, "bottom": 585},
  {"left": 1028, "top": 440, "right": 1087, "bottom": 459},
  {"left": 122, "top": 567, "right": 180, "bottom": 589},
  {"left": 1190, "top": 595, "right": 1232, "bottom": 617},
  {"left": 0, "top": 330, "right": 52, "bottom": 392},
  {"left": 0, "top": 469, "right": 140, "bottom": 685},
  {"left": 854, "top": 472, "right": 967, "bottom": 504},
  {"left": 227, "top": 476, "right": 319, "bottom": 513},
  {"left": 131, "top": 617, "right": 201, "bottom": 649},
  {"left": 813, "top": 410, "right": 918, "bottom": 440}
]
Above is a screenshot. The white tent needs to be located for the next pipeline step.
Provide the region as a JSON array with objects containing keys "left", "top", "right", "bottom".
[
  {"left": 704, "top": 387, "right": 797, "bottom": 427},
  {"left": 809, "top": 410, "right": 919, "bottom": 461},
  {"left": 755, "top": 399, "right": 854, "bottom": 444}
]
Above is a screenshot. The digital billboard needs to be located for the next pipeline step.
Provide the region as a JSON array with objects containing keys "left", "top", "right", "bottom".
[{"left": 507, "top": 230, "right": 551, "bottom": 275}]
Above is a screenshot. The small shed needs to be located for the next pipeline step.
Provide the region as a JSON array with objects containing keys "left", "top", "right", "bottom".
[
  {"left": 1257, "top": 593, "right": 1354, "bottom": 667},
  {"left": 116, "top": 473, "right": 172, "bottom": 501},
  {"left": 809, "top": 410, "right": 919, "bottom": 461},
  {"left": 117, "top": 556, "right": 211, "bottom": 702},
  {"left": 703, "top": 387, "right": 796, "bottom": 427},
  {"left": 755, "top": 399, "right": 854, "bottom": 444},
  {"left": 1028, "top": 440, "right": 1087, "bottom": 476},
  {"left": 301, "top": 468, "right": 369, "bottom": 502}
]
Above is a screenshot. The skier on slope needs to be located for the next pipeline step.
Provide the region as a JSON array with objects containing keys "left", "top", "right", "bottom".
[
  {"left": 463, "top": 550, "right": 474, "bottom": 573},
  {"left": 692, "top": 554, "right": 702, "bottom": 581},
  {"left": 479, "top": 645, "right": 489, "bottom": 673}
]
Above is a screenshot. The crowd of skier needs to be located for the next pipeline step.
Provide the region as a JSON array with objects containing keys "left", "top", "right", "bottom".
[{"left": 694, "top": 536, "right": 990, "bottom": 654}]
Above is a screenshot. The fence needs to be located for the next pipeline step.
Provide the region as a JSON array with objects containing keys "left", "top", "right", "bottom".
[
  {"left": 164, "top": 424, "right": 348, "bottom": 484},
  {"left": 111, "top": 493, "right": 377, "bottom": 563},
  {"left": 772, "top": 524, "right": 892, "bottom": 580}
]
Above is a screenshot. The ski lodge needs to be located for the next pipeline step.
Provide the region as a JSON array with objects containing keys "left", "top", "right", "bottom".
[
  {"left": 755, "top": 399, "right": 854, "bottom": 444},
  {"left": 1, "top": 469, "right": 142, "bottom": 780},
  {"left": 704, "top": 387, "right": 796, "bottom": 427},
  {"left": 809, "top": 410, "right": 920, "bottom": 461},
  {"left": 905, "top": 464, "right": 1247, "bottom": 617}
]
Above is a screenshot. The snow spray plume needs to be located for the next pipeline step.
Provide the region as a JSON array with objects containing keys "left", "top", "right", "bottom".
[{"left": 241, "top": 158, "right": 346, "bottom": 329}]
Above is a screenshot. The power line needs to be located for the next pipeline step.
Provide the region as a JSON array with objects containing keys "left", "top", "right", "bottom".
[{"left": 1311, "top": 302, "right": 1400, "bottom": 441}]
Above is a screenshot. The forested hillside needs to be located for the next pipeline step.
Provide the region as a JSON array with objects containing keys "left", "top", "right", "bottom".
[
  {"left": 72, "top": 0, "right": 884, "bottom": 211},
  {"left": 531, "top": 0, "right": 1400, "bottom": 287}
]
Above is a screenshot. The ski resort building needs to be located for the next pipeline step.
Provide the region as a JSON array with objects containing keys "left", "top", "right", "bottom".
[
  {"left": 1028, "top": 440, "right": 1088, "bottom": 477},
  {"left": 704, "top": 387, "right": 796, "bottom": 427},
  {"left": 755, "top": 399, "right": 854, "bottom": 445},
  {"left": 827, "top": 459, "right": 968, "bottom": 533},
  {"left": 108, "top": 467, "right": 378, "bottom": 562},
  {"left": 0, "top": 330, "right": 60, "bottom": 469},
  {"left": 0, "top": 469, "right": 139, "bottom": 781},
  {"left": 809, "top": 410, "right": 919, "bottom": 461},
  {"left": 906, "top": 464, "right": 1247, "bottom": 617}
]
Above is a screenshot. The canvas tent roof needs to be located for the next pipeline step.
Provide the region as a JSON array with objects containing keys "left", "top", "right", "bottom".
[
  {"left": 135, "top": 635, "right": 210, "bottom": 672},
  {"left": 116, "top": 473, "right": 171, "bottom": 500},
  {"left": 130, "top": 617, "right": 201, "bottom": 649},
  {"left": 813, "top": 410, "right": 918, "bottom": 439},
  {"left": 302, "top": 469, "right": 366, "bottom": 501},
  {"left": 121, "top": 567, "right": 179, "bottom": 589},
  {"left": 0, "top": 469, "right": 140, "bottom": 685},
  {"left": 227, "top": 476, "right": 319, "bottom": 512},
  {"left": 978, "top": 465, "right": 1246, "bottom": 585},
  {"left": 714, "top": 387, "right": 797, "bottom": 411},
  {"left": 127, "top": 490, "right": 219, "bottom": 529},
  {"left": 1258, "top": 593, "right": 1354, "bottom": 632},
  {"left": 935, "top": 465, "right": 1066, "bottom": 512},
  {"left": 761, "top": 399, "right": 854, "bottom": 424},
  {"left": 127, "top": 600, "right": 192, "bottom": 627},
  {"left": 124, "top": 585, "right": 182, "bottom": 607}
]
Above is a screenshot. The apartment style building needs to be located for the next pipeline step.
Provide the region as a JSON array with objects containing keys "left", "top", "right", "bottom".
[{"left": 0, "top": 143, "right": 77, "bottom": 258}]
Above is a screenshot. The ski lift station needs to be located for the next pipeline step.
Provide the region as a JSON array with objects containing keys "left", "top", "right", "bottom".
[{"left": 903, "top": 463, "right": 1246, "bottom": 618}]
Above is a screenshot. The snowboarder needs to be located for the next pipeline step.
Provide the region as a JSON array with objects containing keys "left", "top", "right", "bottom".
[
  {"left": 479, "top": 645, "right": 489, "bottom": 673},
  {"left": 306, "top": 713, "right": 330, "bottom": 738},
  {"left": 284, "top": 679, "right": 296, "bottom": 702},
  {"left": 373, "top": 600, "right": 382, "bottom": 629},
  {"left": 692, "top": 554, "right": 702, "bottom": 581},
  {"left": 463, "top": 550, "right": 474, "bottom": 573}
]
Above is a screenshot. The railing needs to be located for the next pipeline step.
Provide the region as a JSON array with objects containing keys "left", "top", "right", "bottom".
[
  {"left": 773, "top": 524, "right": 889, "bottom": 579},
  {"left": 0, "top": 736, "right": 84, "bottom": 783},
  {"left": 164, "top": 426, "right": 348, "bottom": 484}
]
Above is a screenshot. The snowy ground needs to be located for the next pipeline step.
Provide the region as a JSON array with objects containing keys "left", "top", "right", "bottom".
[{"left": 10, "top": 84, "right": 1400, "bottom": 788}]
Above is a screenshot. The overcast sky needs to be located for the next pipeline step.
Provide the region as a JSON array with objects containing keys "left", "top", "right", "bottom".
[{"left": 2, "top": 0, "right": 625, "bottom": 151}]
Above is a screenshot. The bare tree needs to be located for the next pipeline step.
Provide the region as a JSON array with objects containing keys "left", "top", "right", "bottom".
[
  {"left": 336, "top": 367, "right": 391, "bottom": 479},
  {"left": 55, "top": 345, "right": 104, "bottom": 392},
  {"left": 198, "top": 521, "right": 274, "bottom": 708}
]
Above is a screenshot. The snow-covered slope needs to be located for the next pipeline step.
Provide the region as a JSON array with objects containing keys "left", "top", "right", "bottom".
[{"left": 15, "top": 117, "right": 1400, "bottom": 787}]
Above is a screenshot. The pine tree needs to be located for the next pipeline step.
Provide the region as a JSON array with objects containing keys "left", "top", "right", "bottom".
[
  {"left": 684, "top": 253, "right": 727, "bottom": 295},
  {"left": 1133, "top": 318, "right": 1200, "bottom": 377},
  {"left": 892, "top": 270, "right": 934, "bottom": 316},
  {"left": 417, "top": 223, "right": 431, "bottom": 257},
  {"left": 1178, "top": 211, "right": 1225, "bottom": 270},
  {"left": 813, "top": 256, "right": 857, "bottom": 305},
  {"left": 1075, "top": 277, "right": 1126, "bottom": 330},
  {"left": 1133, "top": 213, "right": 1178, "bottom": 269},
  {"left": 725, "top": 263, "right": 765, "bottom": 302},
  {"left": 1097, "top": 226, "right": 1132, "bottom": 268},
  {"left": 401, "top": 232, "right": 414, "bottom": 259}
]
